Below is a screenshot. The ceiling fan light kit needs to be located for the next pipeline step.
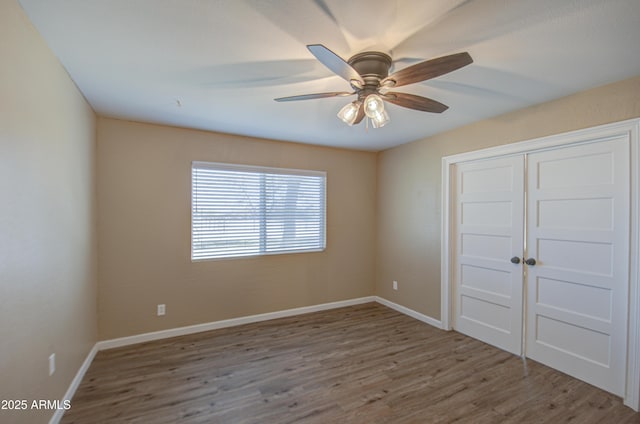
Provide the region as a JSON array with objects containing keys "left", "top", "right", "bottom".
[
  {"left": 362, "top": 94, "right": 389, "bottom": 128},
  {"left": 370, "top": 108, "right": 390, "bottom": 128},
  {"left": 364, "top": 94, "right": 384, "bottom": 116},
  {"left": 274, "top": 44, "right": 473, "bottom": 130},
  {"left": 337, "top": 101, "right": 361, "bottom": 126}
]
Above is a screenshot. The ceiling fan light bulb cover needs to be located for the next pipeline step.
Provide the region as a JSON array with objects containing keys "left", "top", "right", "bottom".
[
  {"left": 364, "top": 94, "right": 385, "bottom": 118},
  {"left": 371, "top": 109, "right": 390, "bottom": 128},
  {"left": 337, "top": 101, "right": 360, "bottom": 125}
]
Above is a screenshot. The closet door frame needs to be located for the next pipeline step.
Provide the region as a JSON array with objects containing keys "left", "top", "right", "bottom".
[{"left": 441, "top": 118, "right": 640, "bottom": 410}]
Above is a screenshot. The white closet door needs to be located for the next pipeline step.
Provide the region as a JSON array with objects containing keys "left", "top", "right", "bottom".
[
  {"left": 453, "top": 156, "right": 525, "bottom": 355},
  {"left": 525, "top": 137, "right": 630, "bottom": 396}
]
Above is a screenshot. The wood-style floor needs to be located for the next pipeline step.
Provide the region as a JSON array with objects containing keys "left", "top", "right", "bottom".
[{"left": 62, "top": 303, "right": 640, "bottom": 423}]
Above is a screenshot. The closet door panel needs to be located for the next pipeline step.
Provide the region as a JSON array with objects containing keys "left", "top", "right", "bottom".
[
  {"left": 525, "top": 137, "right": 630, "bottom": 396},
  {"left": 453, "top": 156, "right": 525, "bottom": 355}
]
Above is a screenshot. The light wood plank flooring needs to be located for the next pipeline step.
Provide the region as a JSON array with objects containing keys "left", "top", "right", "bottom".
[{"left": 62, "top": 303, "right": 640, "bottom": 423}]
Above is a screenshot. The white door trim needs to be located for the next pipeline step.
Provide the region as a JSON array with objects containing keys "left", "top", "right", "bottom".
[{"left": 440, "top": 118, "right": 640, "bottom": 410}]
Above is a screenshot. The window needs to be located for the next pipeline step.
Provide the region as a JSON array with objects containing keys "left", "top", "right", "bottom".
[{"left": 191, "top": 162, "right": 326, "bottom": 260}]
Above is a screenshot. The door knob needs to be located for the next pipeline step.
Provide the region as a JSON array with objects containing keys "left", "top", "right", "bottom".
[
  {"left": 510, "top": 256, "right": 521, "bottom": 264},
  {"left": 525, "top": 258, "right": 537, "bottom": 266}
]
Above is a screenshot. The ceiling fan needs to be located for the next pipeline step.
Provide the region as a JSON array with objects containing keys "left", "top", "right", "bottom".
[{"left": 275, "top": 44, "right": 473, "bottom": 128}]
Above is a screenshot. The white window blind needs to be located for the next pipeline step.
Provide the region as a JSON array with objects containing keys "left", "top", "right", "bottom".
[{"left": 191, "top": 162, "right": 326, "bottom": 260}]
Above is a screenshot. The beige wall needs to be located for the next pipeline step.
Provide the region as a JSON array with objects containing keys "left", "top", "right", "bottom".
[
  {"left": 376, "top": 75, "right": 640, "bottom": 320},
  {"left": 97, "top": 118, "right": 377, "bottom": 339},
  {"left": 0, "top": 1, "right": 98, "bottom": 423}
]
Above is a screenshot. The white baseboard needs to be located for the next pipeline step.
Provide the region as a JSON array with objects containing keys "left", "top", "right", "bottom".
[
  {"left": 374, "top": 296, "right": 443, "bottom": 329},
  {"left": 96, "top": 296, "right": 442, "bottom": 351},
  {"left": 49, "top": 343, "right": 99, "bottom": 424},
  {"left": 97, "top": 296, "right": 376, "bottom": 350},
  {"left": 53, "top": 295, "right": 441, "bottom": 422}
]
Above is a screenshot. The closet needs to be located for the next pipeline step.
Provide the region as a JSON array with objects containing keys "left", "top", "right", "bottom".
[{"left": 447, "top": 123, "right": 637, "bottom": 400}]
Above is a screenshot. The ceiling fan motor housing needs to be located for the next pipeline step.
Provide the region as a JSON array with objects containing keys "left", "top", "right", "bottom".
[{"left": 348, "top": 51, "right": 392, "bottom": 93}]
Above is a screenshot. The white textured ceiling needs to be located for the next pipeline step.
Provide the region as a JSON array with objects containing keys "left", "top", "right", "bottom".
[{"left": 17, "top": 0, "right": 640, "bottom": 151}]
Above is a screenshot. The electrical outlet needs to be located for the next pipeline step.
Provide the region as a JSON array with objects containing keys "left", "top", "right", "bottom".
[
  {"left": 157, "top": 304, "right": 166, "bottom": 316},
  {"left": 393, "top": 280, "right": 398, "bottom": 291},
  {"left": 49, "top": 353, "right": 55, "bottom": 376}
]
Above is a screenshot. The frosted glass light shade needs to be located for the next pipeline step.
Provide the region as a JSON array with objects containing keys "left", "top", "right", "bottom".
[
  {"left": 337, "top": 101, "right": 361, "bottom": 125},
  {"left": 370, "top": 109, "right": 390, "bottom": 128},
  {"left": 364, "top": 94, "right": 385, "bottom": 118}
]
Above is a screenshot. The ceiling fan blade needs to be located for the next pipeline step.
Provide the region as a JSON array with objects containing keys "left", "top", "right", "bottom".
[
  {"left": 382, "top": 52, "right": 472, "bottom": 88},
  {"left": 353, "top": 102, "right": 366, "bottom": 124},
  {"left": 307, "top": 44, "right": 364, "bottom": 86},
  {"left": 274, "top": 91, "right": 353, "bottom": 102},
  {"left": 382, "top": 92, "right": 449, "bottom": 113}
]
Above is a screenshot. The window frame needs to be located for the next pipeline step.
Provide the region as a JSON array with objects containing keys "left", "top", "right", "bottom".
[{"left": 191, "top": 161, "right": 327, "bottom": 261}]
